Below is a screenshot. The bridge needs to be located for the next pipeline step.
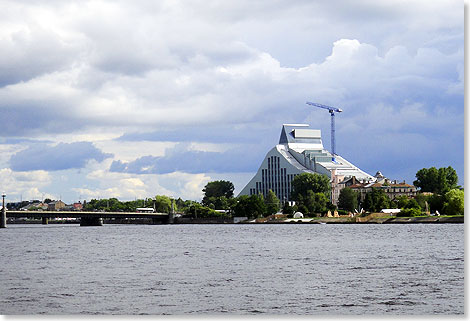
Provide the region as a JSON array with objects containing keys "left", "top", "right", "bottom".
[{"left": 2, "top": 210, "right": 171, "bottom": 227}]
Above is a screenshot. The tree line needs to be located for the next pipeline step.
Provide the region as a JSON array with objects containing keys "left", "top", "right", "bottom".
[
  {"left": 337, "top": 166, "right": 463, "bottom": 216},
  {"left": 83, "top": 165, "right": 463, "bottom": 219}
]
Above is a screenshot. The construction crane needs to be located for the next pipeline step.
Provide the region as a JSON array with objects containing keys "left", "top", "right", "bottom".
[{"left": 306, "top": 101, "right": 343, "bottom": 161}]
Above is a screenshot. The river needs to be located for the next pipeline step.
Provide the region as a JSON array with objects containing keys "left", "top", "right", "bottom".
[{"left": 0, "top": 223, "right": 464, "bottom": 315}]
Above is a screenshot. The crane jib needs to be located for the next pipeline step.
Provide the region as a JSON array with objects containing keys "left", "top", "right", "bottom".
[
  {"left": 305, "top": 101, "right": 343, "bottom": 159},
  {"left": 305, "top": 101, "right": 342, "bottom": 113}
]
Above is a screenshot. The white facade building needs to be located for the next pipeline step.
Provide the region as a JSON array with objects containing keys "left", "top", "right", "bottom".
[{"left": 238, "top": 124, "right": 374, "bottom": 204}]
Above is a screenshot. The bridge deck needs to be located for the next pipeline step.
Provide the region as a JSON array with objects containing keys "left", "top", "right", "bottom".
[{"left": 6, "top": 210, "right": 169, "bottom": 219}]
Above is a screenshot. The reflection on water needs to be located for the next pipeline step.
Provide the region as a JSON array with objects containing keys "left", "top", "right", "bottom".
[{"left": 0, "top": 224, "right": 464, "bottom": 315}]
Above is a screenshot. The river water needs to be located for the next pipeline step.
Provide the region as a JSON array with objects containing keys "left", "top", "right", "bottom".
[{"left": 0, "top": 223, "right": 464, "bottom": 315}]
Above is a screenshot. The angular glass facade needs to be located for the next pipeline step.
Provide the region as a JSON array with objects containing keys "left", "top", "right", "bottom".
[{"left": 239, "top": 124, "right": 374, "bottom": 203}]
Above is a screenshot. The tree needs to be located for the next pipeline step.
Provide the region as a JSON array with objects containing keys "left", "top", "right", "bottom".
[
  {"left": 155, "top": 195, "right": 172, "bottom": 213},
  {"left": 265, "top": 189, "right": 280, "bottom": 216},
  {"left": 414, "top": 193, "right": 430, "bottom": 211},
  {"left": 282, "top": 202, "right": 294, "bottom": 215},
  {"left": 413, "top": 166, "right": 458, "bottom": 194},
  {"left": 184, "top": 202, "right": 222, "bottom": 218},
  {"left": 291, "top": 173, "right": 330, "bottom": 200},
  {"left": 404, "top": 198, "right": 421, "bottom": 210},
  {"left": 313, "top": 192, "right": 329, "bottom": 214},
  {"left": 397, "top": 208, "right": 422, "bottom": 217},
  {"left": 395, "top": 195, "right": 410, "bottom": 209},
  {"left": 203, "top": 196, "right": 234, "bottom": 210},
  {"left": 338, "top": 187, "right": 359, "bottom": 212},
  {"left": 442, "top": 189, "right": 464, "bottom": 215},
  {"left": 428, "top": 193, "right": 445, "bottom": 213},
  {"left": 294, "top": 190, "right": 329, "bottom": 216},
  {"left": 202, "top": 180, "right": 234, "bottom": 209},
  {"left": 363, "top": 189, "right": 390, "bottom": 212},
  {"left": 291, "top": 173, "right": 330, "bottom": 216},
  {"left": 233, "top": 194, "right": 266, "bottom": 218}
]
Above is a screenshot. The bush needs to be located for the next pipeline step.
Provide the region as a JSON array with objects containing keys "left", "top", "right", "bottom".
[
  {"left": 396, "top": 208, "right": 422, "bottom": 217},
  {"left": 282, "top": 203, "right": 294, "bottom": 215},
  {"left": 404, "top": 198, "right": 421, "bottom": 210},
  {"left": 442, "top": 189, "right": 464, "bottom": 215}
]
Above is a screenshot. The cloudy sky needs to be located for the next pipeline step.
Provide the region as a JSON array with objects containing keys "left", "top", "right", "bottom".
[{"left": 1, "top": 0, "right": 463, "bottom": 203}]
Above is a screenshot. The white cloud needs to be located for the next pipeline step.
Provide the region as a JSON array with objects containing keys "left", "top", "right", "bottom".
[
  {"left": 94, "top": 140, "right": 172, "bottom": 162},
  {"left": 0, "top": 168, "right": 52, "bottom": 201},
  {"left": 0, "top": 0, "right": 462, "bottom": 200}
]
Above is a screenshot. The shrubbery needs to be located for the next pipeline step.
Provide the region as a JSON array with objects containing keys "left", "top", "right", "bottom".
[
  {"left": 396, "top": 208, "right": 422, "bottom": 217},
  {"left": 336, "top": 209, "right": 349, "bottom": 216}
]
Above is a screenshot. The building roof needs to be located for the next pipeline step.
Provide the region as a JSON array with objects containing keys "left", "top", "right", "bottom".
[
  {"left": 279, "top": 124, "right": 323, "bottom": 151},
  {"left": 389, "top": 183, "right": 414, "bottom": 188},
  {"left": 349, "top": 183, "right": 365, "bottom": 189}
]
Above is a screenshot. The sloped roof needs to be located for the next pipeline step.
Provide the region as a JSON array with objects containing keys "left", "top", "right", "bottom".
[
  {"left": 279, "top": 124, "right": 321, "bottom": 145},
  {"left": 390, "top": 183, "right": 414, "bottom": 188}
]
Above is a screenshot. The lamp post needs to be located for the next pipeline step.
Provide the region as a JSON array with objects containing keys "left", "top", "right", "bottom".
[
  {"left": 1, "top": 193, "right": 6, "bottom": 228},
  {"left": 168, "top": 196, "right": 175, "bottom": 224}
]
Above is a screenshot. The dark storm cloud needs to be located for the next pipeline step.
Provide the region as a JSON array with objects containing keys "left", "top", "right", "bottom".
[
  {"left": 110, "top": 144, "right": 265, "bottom": 174},
  {"left": 0, "top": 26, "right": 78, "bottom": 87},
  {"left": 117, "top": 125, "right": 280, "bottom": 145},
  {"left": 10, "top": 142, "right": 113, "bottom": 171}
]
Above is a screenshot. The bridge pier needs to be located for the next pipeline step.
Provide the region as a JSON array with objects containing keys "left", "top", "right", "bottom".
[
  {"left": 80, "top": 217, "right": 103, "bottom": 226},
  {"left": 0, "top": 209, "right": 5, "bottom": 228},
  {"left": 42, "top": 217, "right": 49, "bottom": 225},
  {"left": 1, "top": 194, "right": 6, "bottom": 228}
]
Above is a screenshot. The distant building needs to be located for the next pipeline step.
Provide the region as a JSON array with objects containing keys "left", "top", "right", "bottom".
[
  {"left": 48, "top": 200, "right": 66, "bottom": 211},
  {"left": 62, "top": 203, "right": 83, "bottom": 211},
  {"left": 238, "top": 124, "right": 374, "bottom": 204},
  {"left": 73, "top": 202, "right": 83, "bottom": 211},
  {"left": 349, "top": 171, "right": 417, "bottom": 202},
  {"left": 20, "top": 202, "right": 48, "bottom": 211}
]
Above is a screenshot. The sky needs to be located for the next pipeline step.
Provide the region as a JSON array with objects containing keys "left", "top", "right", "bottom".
[{"left": 0, "top": 0, "right": 464, "bottom": 203}]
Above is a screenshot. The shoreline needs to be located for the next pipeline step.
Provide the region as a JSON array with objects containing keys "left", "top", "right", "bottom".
[{"left": 6, "top": 215, "right": 463, "bottom": 225}]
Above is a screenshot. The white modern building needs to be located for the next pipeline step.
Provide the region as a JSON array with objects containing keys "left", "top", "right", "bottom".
[{"left": 238, "top": 124, "right": 374, "bottom": 204}]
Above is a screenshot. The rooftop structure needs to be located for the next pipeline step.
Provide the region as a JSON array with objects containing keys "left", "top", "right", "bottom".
[
  {"left": 347, "top": 172, "right": 417, "bottom": 202},
  {"left": 239, "top": 124, "right": 374, "bottom": 204}
]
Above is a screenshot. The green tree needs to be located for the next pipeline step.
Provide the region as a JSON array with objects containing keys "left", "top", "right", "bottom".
[
  {"left": 395, "top": 195, "right": 409, "bottom": 209},
  {"left": 363, "top": 189, "right": 390, "bottom": 212},
  {"left": 233, "top": 194, "right": 266, "bottom": 218},
  {"left": 265, "top": 190, "right": 280, "bottom": 216},
  {"left": 413, "top": 166, "right": 458, "bottom": 194},
  {"left": 428, "top": 193, "right": 445, "bottom": 213},
  {"left": 291, "top": 173, "right": 330, "bottom": 200},
  {"left": 404, "top": 198, "right": 421, "bottom": 210},
  {"left": 291, "top": 172, "right": 330, "bottom": 216},
  {"left": 155, "top": 195, "right": 172, "bottom": 213},
  {"left": 184, "top": 202, "right": 222, "bottom": 218},
  {"left": 397, "top": 208, "right": 422, "bottom": 217},
  {"left": 282, "top": 202, "right": 294, "bottom": 215},
  {"left": 300, "top": 190, "right": 316, "bottom": 215},
  {"left": 203, "top": 196, "right": 230, "bottom": 210},
  {"left": 442, "top": 189, "right": 464, "bottom": 215},
  {"left": 295, "top": 191, "right": 329, "bottom": 216},
  {"left": 414, "top": 193, "right": 430, "bottom": 211},
  {"left": 338, "top": 187, "right": 359, "bottom": 212},
  {"left": 202, "top": 180, "right": 234, "bottom": 209},
  {"left": 313, "top": 192, "right": 328, "bottom": 214}
]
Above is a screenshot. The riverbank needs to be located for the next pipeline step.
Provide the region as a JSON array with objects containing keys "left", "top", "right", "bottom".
[
  {"left": 247, "top": 215, "right": 464, "bottom": 224},
  {"left": 6, "top": 215, "right": 463, "bottom": 225}
]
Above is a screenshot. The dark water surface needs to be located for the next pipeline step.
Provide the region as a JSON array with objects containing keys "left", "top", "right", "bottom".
[{"left": 0, "top": 223, "right": 464, "bottom": 315}]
